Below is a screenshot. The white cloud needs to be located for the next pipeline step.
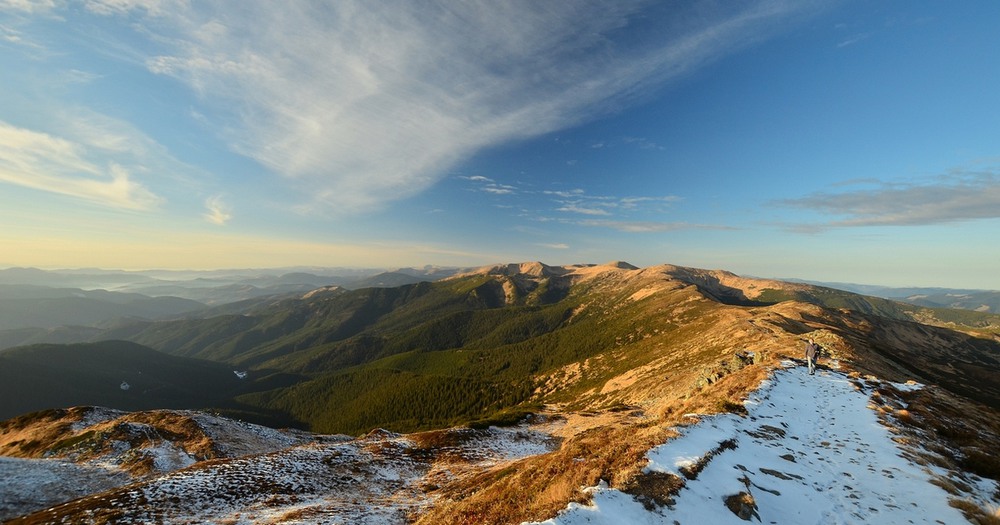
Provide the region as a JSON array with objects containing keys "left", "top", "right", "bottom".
[
  {"left": 553, "top": 193, "right": 680, "bottom": 217},
  {"left": 556, "top": 204, "right": 612, "bottom": 216},
  {"left": 577, "top": 219, "right": 732, "bottom": 233},
  {"left": 779, "top": 167, "right": 1000, "bottom": 231},
  {"left": 463, "top": 175, "right": 520, "bottom": 195},
  {"left": 0, "top": 120, "right": 161, "bottom": 210},
  {"left": 0, "top": 0, "right": 57, "bottom": 14},
  {"left": 836, "top": 33, "right": 870, "bottom": 48},
  {"left": 203, "top": 195, "right": 231, "bottom": 225},
  {"left": 88, "top": 0, "right": 820, "bottom": 214},
  {"left": 83, "top": 0, "right": 179, "bottom": 17}
]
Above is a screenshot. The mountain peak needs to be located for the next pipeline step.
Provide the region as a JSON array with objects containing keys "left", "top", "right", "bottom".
[
  {"left": 604, "top": 260, "right": 638, "bottom": 270},
  {"left": 3, "top": 260, "right": 1000, "bottom": 524},
  {"left": 301, "top": 285, "right": 342, "bottom": 299}
]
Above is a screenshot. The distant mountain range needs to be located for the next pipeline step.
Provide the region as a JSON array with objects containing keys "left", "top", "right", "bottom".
[
  {"left": 791, "top": 279, "right": 1000, "bottom": 313},
  {"left": 0, "top": 284, "right": 205, "bottom": 330},
  {"left": 2, "top": 261, "right": 999, "bottom": 524},
  {"left": 3, "top": 261, "right": 998, "bottom": 430},
  {"left": 0, "top": 266, "right": 466, "bottom": 348}
]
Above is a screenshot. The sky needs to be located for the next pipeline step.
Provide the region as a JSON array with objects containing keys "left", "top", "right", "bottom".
[{"left": 1, "top": 1, "right": 998, "bottom": 289}]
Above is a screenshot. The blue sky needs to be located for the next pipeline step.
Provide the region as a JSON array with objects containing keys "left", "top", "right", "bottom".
[{"left": 1, "top": 1, "right": 998, "bottom": 288}]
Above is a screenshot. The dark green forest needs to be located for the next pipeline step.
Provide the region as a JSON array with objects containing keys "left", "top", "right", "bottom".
[{"left": 4, "top": 270, "right": 998, "bottom": 435}]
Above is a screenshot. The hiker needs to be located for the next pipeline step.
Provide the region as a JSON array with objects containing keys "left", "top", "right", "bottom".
[{"left": 804, "top": 338, "right": 820, "bottom": 375}]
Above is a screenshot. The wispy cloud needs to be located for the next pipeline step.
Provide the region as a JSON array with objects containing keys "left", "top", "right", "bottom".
[
  {"left": 0, "top": 120, "right": 161, "bottom": 210},
  {"left": 66, "top": 0, "right": 822, "bottom": 214},
  {"left": 462, "top": 175, "right": 519, "bottom": 195},
  {"left": 204, "top": 195, "right": 232, "bottom": 225},
  {"left": 836, "top": 32, "right": 870, "bottom": 48},
  {"left": 556, "top": 203, "right": 612, "bottom": 216},
  {"left": 551, "top": 193, "right": 680, "bottom": 217},
  {"left": 544, "top": 189, "right": 586, "bottom": 199},
  {"left": 778, "top": 167, "right": 1000, "bottom": 231},
  {"left": 576, "top": 219, "right": 733, "bottom": 233},
  {"left": 82, "top": 0, "right": 176, "bottom": 17},
  {"left": 464, "top": 175, "right": 691, "bottom": 230},
  {"left": 0, "top": 0, "right": 58, "bottom": 14}
]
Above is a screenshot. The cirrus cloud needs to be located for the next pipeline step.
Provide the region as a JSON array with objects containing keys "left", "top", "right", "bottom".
[
  {"left": 0, "top": 120, "right": 161, "bottom": 210},
  {"left": 87, "top": 0, "right": 824, "bottom": 214},
  {"left": 778, "top": 167, "right": 1000, "bottom": 231}
]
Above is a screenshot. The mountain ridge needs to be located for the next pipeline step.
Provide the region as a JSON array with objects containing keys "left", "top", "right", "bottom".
[{"left": 2, "top": 260, "right": 999, "bottom": 523}]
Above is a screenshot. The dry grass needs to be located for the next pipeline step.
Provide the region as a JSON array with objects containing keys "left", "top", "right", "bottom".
[
  {"left": 0, "top": 408, "right": 82, "bottom": 457},
  {"left": 414, "top": 363, "right": 772, "bottom": 525},
  {"left": 950, "top": 499, "right": 1000, "bottom": 525},
  {"left": 414, "top": 421, "right": 674, "bottom": 525},
  {"left": 619, "top": 471, "right": 685, "bottom": 510},
  {"left": 724, "top": 491, "right": 759, "bottom": 521},
  {"left": 880, "top": 384, "right": 1000, "bottom": 482}
]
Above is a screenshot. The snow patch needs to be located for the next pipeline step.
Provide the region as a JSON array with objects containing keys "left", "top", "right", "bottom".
[{"left": 528, "top": 367, "right": 983, "bottom": 525}]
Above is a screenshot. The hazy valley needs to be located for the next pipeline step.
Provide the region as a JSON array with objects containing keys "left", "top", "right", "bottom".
[{"left": 1, "top": 262, "right": 999, "bottom": 524}]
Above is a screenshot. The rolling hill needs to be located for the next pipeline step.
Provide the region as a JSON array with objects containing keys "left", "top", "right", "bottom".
[
  {"left": 0, "top": 341, "right": 269, "bottom": 421},
  {"left": 0, "top": 285, "right": 205, "bottom": 330},
  {"left": 5, "top": 262, "right": 1000, "bottom": 434},
  {"left": 1, "top": 261, "right": 999, "bottom": 523}
]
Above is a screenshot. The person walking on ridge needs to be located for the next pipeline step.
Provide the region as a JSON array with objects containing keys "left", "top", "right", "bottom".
[{"left": 805, "top": 338, "right": 820, "bottom": 375}]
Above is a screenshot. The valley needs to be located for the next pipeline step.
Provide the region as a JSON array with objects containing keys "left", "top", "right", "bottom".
[{"left": 1, "top": 261, "right": 999, "bottom": 524}]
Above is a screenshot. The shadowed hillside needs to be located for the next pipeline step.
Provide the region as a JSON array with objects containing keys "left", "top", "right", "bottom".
[
  {"left": 0, "top": 341, "right": 265, "bottom": 421},
  {"left": 2, "top": 262, "right": 999, "bottom": 524}
]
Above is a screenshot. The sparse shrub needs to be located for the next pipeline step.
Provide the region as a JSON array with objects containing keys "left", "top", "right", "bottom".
[
  {"left": 894, "top": 409, "right": 913, "bottom": 423},
  {"left": 717, "top": 399, "right": 748, "bottom": 415},
  {"left": 961, "top": 448, "right": 1000, "bottom": 479},
  {"left": 949, "top": 499, "right": 1000, "bottom": 525},
  {"left": 468, "top": 407, "right": 537, "bottom": 430},
  {"left": 619, "top": 471, "right": 684, "bottom": 510},
  {"left": 724, "top": 491, "right": 759, "bottom": 521}
]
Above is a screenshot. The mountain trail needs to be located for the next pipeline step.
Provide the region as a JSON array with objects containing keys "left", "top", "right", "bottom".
[{"left": 529, "top": 363, "right": 999, "bottom": 525}]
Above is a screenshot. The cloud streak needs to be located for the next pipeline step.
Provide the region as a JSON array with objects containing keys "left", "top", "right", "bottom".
[
  {"left": 0, "top": 120, "right": 161, "bottom": 210},
  {"left": 462, "top": 174, "right": 701, "bottom": 232},
  {"left": 779, "top": 168, "right": 1000, "bottom": 231},
  {"left": 204, "top": 195, "right": 232, "bottom": 225},
  {"left": 73, "top": 0, "right": 822, "bottom": 214},
  {"left": 576, "top": 219, "right": 735, "bottom": 233}
]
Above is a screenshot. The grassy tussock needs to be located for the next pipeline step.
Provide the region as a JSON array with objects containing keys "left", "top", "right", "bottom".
[
  {"left": 414, "top": 422, "right": 675, "bottom": 525},
  {"left": 949, "top": 499, "right": 1000, "bottom": 525},
  {"left": 415, "top": 363, "right": 771, "bottom": 525}
]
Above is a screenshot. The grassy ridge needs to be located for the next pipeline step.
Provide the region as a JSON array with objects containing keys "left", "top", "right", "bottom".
[
  {"left": 7, "top": 268, "right": 998, "bottom": 435},
  {"left": 756, "top": 285, "right": 1000, "bottom": 335}
]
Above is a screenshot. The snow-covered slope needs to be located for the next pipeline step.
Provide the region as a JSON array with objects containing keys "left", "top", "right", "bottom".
[
  {"left": 4, "top": 364, "right": 999, "bottom": 524},
  {"left": 529, "top": 364, "right": 999, "bottom": 525},
  {"left": 4, "top": 424, "right": 557, "bottom": 524}
]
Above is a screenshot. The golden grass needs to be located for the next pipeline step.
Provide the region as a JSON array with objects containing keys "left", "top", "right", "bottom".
[
  {"left": 414, "top": 363, "right": 772, "bottom": 525},
  {"left": 950, "top": 499, "right": 1000, "bottom": 525},
  {"left": 0, "top": 408, "right": 79, "bottom": 458}
]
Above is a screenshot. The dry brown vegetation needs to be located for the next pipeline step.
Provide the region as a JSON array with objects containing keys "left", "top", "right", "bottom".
[
  {"left": 6, "top": 262, "right": 1000, "bottom": 524},
  {"left": 414, "top": 265, "right": 1000, "bottom": 524},
  {"left": 0, "top": 406, "right": 222, "bottom": 477},
  {"left": 415, "top": 361, "right": 773, "bottom": 525}
]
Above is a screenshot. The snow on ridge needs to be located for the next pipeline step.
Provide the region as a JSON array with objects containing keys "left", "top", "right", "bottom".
[
  {"left": 186, "top": 410, "right": 321, "bottom": 457},
  {"left": 2, "top": 416, "right": 561, "bottom": 523},
  {"left": 529, "top": 366, "right": 996, "bottom": 525},
  {"left": 121, "top": 424, "right": 559, "bottom": 524},
  {"left": 69, "top": 406, "right": 128, "bottom": 432}
]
